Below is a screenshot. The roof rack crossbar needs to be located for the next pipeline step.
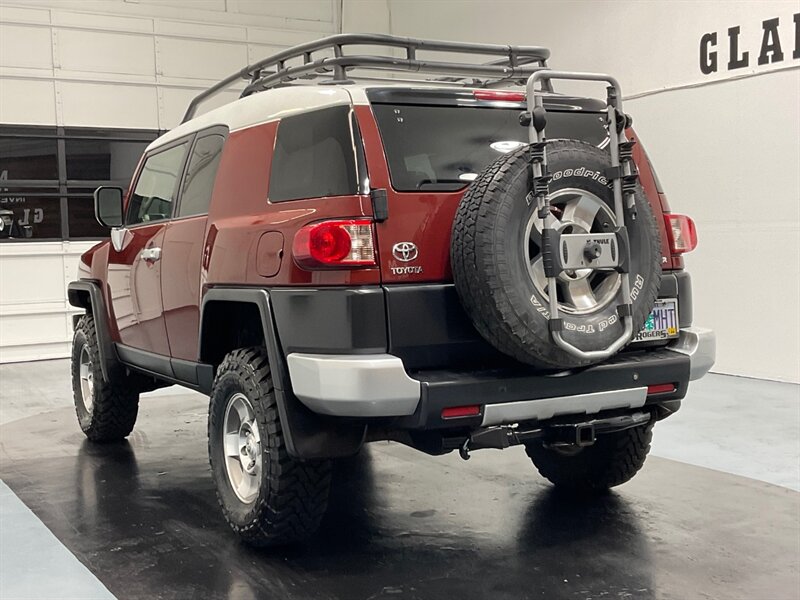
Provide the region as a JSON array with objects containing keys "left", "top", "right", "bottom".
[
  {"left": 181, "top": 33, "right": 551, "bottom": 123},
  {"left": 241, "top": 56, "right": 549, "bottom": 98}
]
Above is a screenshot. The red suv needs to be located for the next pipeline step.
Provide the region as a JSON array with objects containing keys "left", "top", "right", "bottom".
[{"left": 68, "top": 34, "right": 715, "bottom": 546}]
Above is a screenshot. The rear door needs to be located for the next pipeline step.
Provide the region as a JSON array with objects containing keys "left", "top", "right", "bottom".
[
  {"left": 360, "top": 90, "right": 610, "bottom": 284},
  {"left": 161, "top": 129, "right": 226, "bottom": 362},
  {"left": 107, "top": 139, "right": 191, "bottom": 356}
]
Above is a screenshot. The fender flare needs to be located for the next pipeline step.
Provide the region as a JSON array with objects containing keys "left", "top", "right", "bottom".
[
  {"left": 67, "top": 280, "right": 120, "bottom": 382},
  {"left": 200, "top": 288, "right": 365, "bottom": 460}
]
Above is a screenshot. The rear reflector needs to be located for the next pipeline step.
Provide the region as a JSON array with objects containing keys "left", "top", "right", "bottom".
[
  {"left": 664, "top": 214, "right": 698, "bottom": 254},
  {"left": 473, "top": 90, "right": 526, "bottom": 102},
  {"left": 293, "top": 219, "right": 376, "bottom": 269},
  {"left": 441, "top": 405, "right": 481, "bottom": 419},
  {"left": 647, "top": 383, "right": 676, "bottom": 395}
]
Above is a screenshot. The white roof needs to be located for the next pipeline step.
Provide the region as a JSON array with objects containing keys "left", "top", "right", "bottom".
[{"left": 148, "top": 82, "right": 468, "bottom": 152}]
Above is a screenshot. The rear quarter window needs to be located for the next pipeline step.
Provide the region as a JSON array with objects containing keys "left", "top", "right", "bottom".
[{"left": 269, "top": 106, "right": 358, "bottom": 202}]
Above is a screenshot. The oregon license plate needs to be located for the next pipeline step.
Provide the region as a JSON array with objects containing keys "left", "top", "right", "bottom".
[{"left": 632, "top": 299, "right": 679, "bottom": 342}]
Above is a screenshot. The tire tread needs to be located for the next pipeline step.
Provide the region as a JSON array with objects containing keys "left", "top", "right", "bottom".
[
  {"left": 71, "top": 314, "right": 139, "bottom": 442},
  {"left": 525, "top": 424, "right": 653, "bottom": 491},
  {"left": 208, "top": 347, "right": 331, "bottom": 546}
]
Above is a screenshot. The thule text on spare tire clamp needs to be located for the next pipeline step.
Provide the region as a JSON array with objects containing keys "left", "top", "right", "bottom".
[{"left": 522, "top": 71, "right": 638, "bottom": 361}]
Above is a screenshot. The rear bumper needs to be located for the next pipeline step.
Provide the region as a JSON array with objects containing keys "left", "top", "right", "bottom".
[
  {"left": 664, "top": 326, "right": 716, "bottom": 381},
  {"left": 287, "top": 326, "right": 716, "bottom": 425}
]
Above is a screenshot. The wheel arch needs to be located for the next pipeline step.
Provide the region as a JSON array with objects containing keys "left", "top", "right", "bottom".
[
  {"left": 67, "top": 280, "right": 119, "bottom": 382},
  {"left": 199, "top": 288, "right": 365, "bottom": 460}
]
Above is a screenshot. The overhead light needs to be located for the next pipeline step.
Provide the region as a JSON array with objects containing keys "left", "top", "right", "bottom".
[{"left": 490, "top": 140, "right": 526, "bottom": 153}]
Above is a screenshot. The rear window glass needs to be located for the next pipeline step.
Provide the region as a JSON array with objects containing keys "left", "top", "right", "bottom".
[{"left": 372, "top": 104, "right": 609, "bottom": 192}]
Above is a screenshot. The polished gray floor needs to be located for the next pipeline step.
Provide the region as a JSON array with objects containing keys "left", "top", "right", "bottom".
[
  {"left": 3, "top": 359, "right": 798, "bottom": 490},
  {"left": 0, "top": 359, "right": 799, "bottom": 600}
]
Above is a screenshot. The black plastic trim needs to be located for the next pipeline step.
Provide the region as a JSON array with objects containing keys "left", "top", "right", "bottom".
[
  {"left": 114, "top": 343, "right": 214, "bottom": 394},
  {"left": 200, "top": 288, "right": 366, "bottom": 459},
  {"left": 384, "top": 283, "right": 504, "bottom": 369},
  {"left": 270, "top": 287, "right": 387, "bottom": 354},
  {"left": 397, "top": 347, "right": 690, "bottom": 430},
  {"left": 67, "top": 279, "right": 119, "bottom": 382},
  {"left": 116, "top": 344, "right": 174, "bottom": 379},
  {"left": 261, "top": 277, "right": 693, "bottom": 372},
  {"left": 675, "top": 270, "right": 693, "bottom": 327},
  {"left": 658, "top": 270, "right": 692, "bottom": 328}
]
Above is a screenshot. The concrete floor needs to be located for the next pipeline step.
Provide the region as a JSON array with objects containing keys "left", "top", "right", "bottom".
[{"left": 1, "top": 359, "right": 799, "bottom": 599}]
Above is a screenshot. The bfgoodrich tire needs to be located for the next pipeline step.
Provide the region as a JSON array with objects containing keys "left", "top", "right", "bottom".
[
  {"left": 525, "top": 423, "right": 653, "bottom": 492},
  {"left": 71, "top": 314, "right": 139, "bottom": 442},
  {"left": 208, "top": 347, "right": 331, "bottom": 547},
  {"left": 451, "top": 140, "right": 661, "bottom": 369}
]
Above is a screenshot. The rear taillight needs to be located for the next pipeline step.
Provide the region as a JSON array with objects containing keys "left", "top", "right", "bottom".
[
  {"left": 664, "top": 214, "right": 698, "bottom": 254},
  {"left": 472, "top": 90, "right": 526, "bottom": 102},
  {"left": 293, "top": 219, "right": 376, "bottom": 269}
]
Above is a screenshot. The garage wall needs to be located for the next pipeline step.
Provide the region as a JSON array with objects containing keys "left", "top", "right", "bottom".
[
  {"left": 0, "top": 0, "right": 340, "bottom": 363},
  {"left": 344, "top": 0, "right": 800, "bottom": 383}
]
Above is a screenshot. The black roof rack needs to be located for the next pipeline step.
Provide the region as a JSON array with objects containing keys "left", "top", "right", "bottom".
[{"left": 182, "top": 33, "right": 551, "bottom": 123}]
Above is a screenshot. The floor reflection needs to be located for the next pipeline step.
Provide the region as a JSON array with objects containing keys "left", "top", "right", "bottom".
[{"left": 2, "top": 399, "right": 797, "bottom": 600}]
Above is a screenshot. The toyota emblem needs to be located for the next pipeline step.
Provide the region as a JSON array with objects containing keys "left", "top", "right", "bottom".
[{"left": 392, "top": 242, "right": 418, "bottom": 262}]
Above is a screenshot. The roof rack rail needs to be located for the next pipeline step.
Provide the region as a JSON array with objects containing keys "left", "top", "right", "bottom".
[{"left": 182, "top": 33, "right": 551, "bottom": 123}]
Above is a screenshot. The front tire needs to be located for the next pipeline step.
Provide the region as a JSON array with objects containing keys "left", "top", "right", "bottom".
[
  {"left": 71, "top": 314, "right": 139, "bottom": 442},
  {"left": 525, "top": 423, "right": 653, "bottom": 492},
  {"left": 208, "top": 347, "right": 331, "bottom": 546}
]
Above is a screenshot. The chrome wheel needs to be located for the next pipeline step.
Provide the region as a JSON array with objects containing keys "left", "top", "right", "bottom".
[
  {"left": 524, "top": 188, "right": 621, "bottom": 315},
  {"left": 222, "top": 393, "right": 262, "bottom": 504},
  {"left": 78, "top": 345, "right": 94, "bottom": 414}
]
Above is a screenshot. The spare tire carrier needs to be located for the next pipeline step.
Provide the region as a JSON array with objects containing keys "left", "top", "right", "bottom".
[{"left": 523, "top": 70, "right": 639, "bottom": 362}]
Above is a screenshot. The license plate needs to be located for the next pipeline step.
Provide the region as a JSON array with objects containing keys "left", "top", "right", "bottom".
[{"left": 632, "top": 299, "right": 679, "bottom": 342}]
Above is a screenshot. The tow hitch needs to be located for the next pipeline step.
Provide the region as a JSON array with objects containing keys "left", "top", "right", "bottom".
[{"left": 450, "top": 411, "right": 651, "bottom": 460}]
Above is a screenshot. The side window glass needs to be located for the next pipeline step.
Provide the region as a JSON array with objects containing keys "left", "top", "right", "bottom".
[
  {"left": 179, "top": 134, "right": 225, "bottom": 218},
  {"left": 127, "top": 142, "right": 188, "bottom": 225},
  {"left": 269, "top": 106, "right": 357, "bottom": 202}
]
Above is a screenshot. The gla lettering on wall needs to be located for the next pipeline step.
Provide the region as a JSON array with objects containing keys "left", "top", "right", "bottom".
[{"left": 699, "top": 13, "right": 799, "bottom": 74}]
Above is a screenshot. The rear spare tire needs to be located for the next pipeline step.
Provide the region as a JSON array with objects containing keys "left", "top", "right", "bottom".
[{"left": 451, "top": 140, "right": 661, "bottom": 369}]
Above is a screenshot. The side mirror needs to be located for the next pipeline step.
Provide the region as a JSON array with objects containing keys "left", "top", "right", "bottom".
[{"left": 94, "top": 186, "right": 124, "bottom": 228}]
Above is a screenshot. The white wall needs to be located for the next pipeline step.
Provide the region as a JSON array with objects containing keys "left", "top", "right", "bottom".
[
  {"left": 0, "top": 0, "right": 341, "bottom": 129},
  {"left": 344, "top": 0, "right": 800, "bottom": 383},
  {"left": 0, "top": 0, "right": 341, "bottom": 363},
  {"left": 2, "top": 0, "right": 799, "bottom": 381}
]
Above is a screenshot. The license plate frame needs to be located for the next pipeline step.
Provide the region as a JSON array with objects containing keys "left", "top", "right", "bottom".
[{"left": 632, "top": 298, "right": 679, "bottom": 343}]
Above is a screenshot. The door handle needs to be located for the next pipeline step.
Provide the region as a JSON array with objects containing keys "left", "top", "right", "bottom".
[{"left": 141, "top": 247, "right": 162, "bottom": 262}]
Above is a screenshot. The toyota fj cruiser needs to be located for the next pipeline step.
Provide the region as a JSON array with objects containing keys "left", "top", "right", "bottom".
[{"left": 68, "top": 34, "right": 715, "bottom": 546}]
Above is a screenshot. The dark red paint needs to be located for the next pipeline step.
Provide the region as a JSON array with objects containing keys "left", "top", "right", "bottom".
[{"left": 81, "top": 104, "right": 678, "bottom": 359}]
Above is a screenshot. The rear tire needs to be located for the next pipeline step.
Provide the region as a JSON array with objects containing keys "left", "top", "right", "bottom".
[
  {"left": 525, "top": 423, "right": 653, "bottom": 492},
  {"left": 208, "top": 347, "right": 331, "bottom": 546},
  {"left": 71, "top": 314, "right": 139, "bottom": 442}
]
